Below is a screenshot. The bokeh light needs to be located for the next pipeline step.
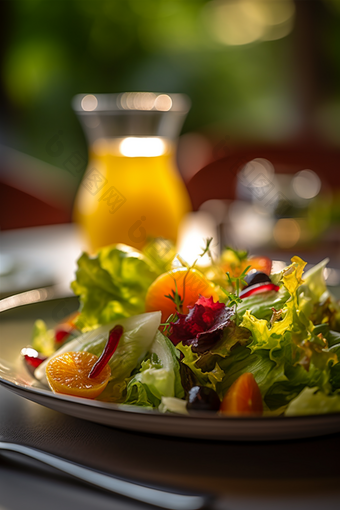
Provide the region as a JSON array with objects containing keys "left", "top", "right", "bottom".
[
  {"left": 177, "top": 211, "right": 218, "bottom": 266},
  {"left": 81, "top": 94, "right": 98, "bottom": 111},
  {"left": 237, "top": 158, "right": 276, "bottom": 203},
  {"left": 154, "top": 94, "right": 173, "bottom": 111},
  {"left": 203, "top": 0, "right": 295, "bottom": 46},
  {"left": 292, "top": 170, "right": 322, "bottom": 200},
  {"left": 120, "top": 92, "right": 157, "bottom": 110},
  {"left": 273, "top": 218, "right": 301, "bottom": 248}
]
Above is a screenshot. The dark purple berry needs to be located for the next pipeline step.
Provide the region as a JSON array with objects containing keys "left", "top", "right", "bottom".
[
  {"left": 243, "top": 271, "right": 271, "bottom": 288},
  {"left": 187, "top": 386, "right": 220, "bottom": 412}
]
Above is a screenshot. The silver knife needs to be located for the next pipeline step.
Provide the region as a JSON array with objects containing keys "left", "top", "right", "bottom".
[{"left": 0, "top": 441, "right": 210, "bottom": 510}]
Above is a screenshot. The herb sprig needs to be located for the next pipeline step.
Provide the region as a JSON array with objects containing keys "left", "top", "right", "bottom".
[
  {"left": 220, "top": 265, "right": 251, "bottom": 324},
  {"left": 161, "top": 313, "right": 178, "bottom": 335},
  {"left": 165, "top": 238, "right": 214, "bottom": 315},
  {"left": 224, "top": 246, "right": 248, "bottom": 262}
]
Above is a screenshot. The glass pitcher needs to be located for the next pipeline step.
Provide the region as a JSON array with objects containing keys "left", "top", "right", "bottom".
[{"left": 72, "top": 92, "right": 192, "bottom": 252}]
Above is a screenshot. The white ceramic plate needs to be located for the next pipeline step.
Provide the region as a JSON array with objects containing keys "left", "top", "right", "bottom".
[{"left": 1, "top": 297, "right": 340, "bottom": 442}]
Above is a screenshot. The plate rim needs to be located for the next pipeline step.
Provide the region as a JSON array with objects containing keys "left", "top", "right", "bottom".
[
  {"left": 1, "top": 291, "right": 340, "bottom": 441},
  {"left": 1, "top": 371, "right": 340, "bottom": 423}
]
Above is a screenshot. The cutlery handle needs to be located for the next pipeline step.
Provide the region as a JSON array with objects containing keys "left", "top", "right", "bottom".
[{"left": 0, "top": 441, "right": 210, "bottom": 510}]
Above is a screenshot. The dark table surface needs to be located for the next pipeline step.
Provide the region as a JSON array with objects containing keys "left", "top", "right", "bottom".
[{"left": 1, "top": 298, "right": 340, "bottom": 510}]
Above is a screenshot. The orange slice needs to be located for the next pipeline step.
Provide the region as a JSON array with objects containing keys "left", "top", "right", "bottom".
[
  {"left": 145, "top": 267, "right": 219, "bottom": 322},
  {"left": 46, "top": 351, "right": 111, "bottom": 399},
  {"left": 220, "top": 373, "right": 263, "bottom": 416}
]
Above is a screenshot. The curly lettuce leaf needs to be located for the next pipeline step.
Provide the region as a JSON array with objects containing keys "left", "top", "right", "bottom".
[
  {"left": 237, "top": 288, "right": 289, "bottom": 322},
  {"left": 283, "top": 255, "right": 306, "bottom": 292},
  {"left": 251, "top": 323, "right": 338, "bottom": 413},
  {"left": 176, "top": 318, "right": 282, "bottom": 404},
  {"left": 218, "top": 329, "right": 337, "bottom": 415},
  {"left": 302, "top": 258, "right": 329, "bottom": 304},
  {"left": 299, "top": 258, "right": 340, "bottom": 330},
  {"left": 236, "top": 258, "right": 339, "bottom": 412},
  {"left": 71, "top": 244, "right": 160, "bottom": 331},
  {"left": 181, "top": 256, "right": 339, "bottom": 413},
  {"left": 217, "top": 344, "right": 280, "bottom": 399},
  {"left": 237, "top": 257, "right": 338, "bottom": 327},
  {"left": 324, "top": 329, "right": 340, "bottom": 392},
  {"left": 176, "top": 342, "right": 225, "bottom": 393},
  {"left": 240, "top": 257, "right": 309, "bottom": 350},
  {"left": 264, "top": 339, "right": 335, "bottom": 412},
  {"left": 330, "top": 363, "right": 340, "bottom": 392},
  {"left": 239, "top": 257, "right": 310, "bottom": 356},
  {"left": 179, "top": 339, "right": 284, "bottom": 409}
]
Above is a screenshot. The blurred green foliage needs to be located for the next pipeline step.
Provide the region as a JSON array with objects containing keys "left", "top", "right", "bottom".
[
  {"left": 1, "top": 0, "right": 292, "bottom": 167},
  {"left": 1, "top": 0, "right": 340, "bottom": 176}
]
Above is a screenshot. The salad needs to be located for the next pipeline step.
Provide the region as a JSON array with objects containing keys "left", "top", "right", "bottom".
[{"left": 26, "top": 239, "right": 340, "bottom": 417}]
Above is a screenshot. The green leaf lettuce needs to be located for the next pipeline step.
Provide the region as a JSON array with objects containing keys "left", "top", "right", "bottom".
[
  {"left": 71, "top": 244, "right": 161, "bottom": 331},
  {"left": 124, "top": 331, "right": 184, "bottom": 408}
]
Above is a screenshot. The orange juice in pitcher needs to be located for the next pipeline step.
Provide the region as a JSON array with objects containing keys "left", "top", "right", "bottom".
[{"left": 72, "top": 93, "right": 192, "bottom": 252}]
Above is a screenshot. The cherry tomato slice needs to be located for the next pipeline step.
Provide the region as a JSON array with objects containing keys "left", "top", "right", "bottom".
[
  {"left": 220, "top": 373, "right": 263, "bottom": 416},
  {"left": 221, "top": 256, "right": 272, "bottom": 278},
  {"left": 242, "top": 257, "right": 272, "bottom": 276}
]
